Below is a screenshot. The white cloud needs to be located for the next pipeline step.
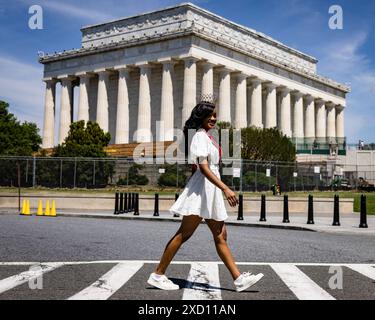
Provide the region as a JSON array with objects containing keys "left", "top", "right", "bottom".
[
  {"left": 0, "top": 55, "right": 44, "bottom": 127},
  {"left": 317, "top": 31, "right": 375, "bottom": 142}
]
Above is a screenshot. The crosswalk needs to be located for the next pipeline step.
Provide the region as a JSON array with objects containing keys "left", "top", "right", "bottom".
[{"left": 0, "top": 261, "right": 374, "bottom": 300}]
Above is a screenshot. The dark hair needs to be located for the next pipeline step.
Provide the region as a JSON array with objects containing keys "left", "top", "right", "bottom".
[
  {"left": 183, "top": 102, "right": 215, "bottom": 157},
  {"left": 183, "top": 102, "right": 215, "bottom": 136}
]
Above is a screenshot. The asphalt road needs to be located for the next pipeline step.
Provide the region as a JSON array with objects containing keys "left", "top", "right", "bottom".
[
  {"left": 0, "top": 215, "right": 374, "bottom": 263},
  {"left": 0, "top": 215, "right": 374, "bottom": 300}
]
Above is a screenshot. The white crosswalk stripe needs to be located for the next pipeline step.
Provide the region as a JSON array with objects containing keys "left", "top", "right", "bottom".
[
  {"left": 347, "top": 264, "right": 375, "bottom": 281},
  {"left": 270, "top": 263, "right": 335, "bottom": 300},
  {"left": 0, "top": 261, "right": 374, "bottom": 300},
  {"left": 182, "top": 262, "right": 222, "bottom": 300},
  {"left": 0, "top": 263, "right": 63, "bottom": 295},
  {"left": 68, "top": 262, "right": 144, "bottom": 300}
]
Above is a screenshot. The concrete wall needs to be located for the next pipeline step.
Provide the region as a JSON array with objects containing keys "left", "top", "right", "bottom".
[{"left": 0, "top": 194, "right": 354, "bottom": 215}]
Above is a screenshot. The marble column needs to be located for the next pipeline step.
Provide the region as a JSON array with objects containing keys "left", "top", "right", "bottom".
[
  {"left": 159, "top": 59, "right": 175, "bottom": 141},
  {"left": 235, "top": 73, "right": 247, "bottom": 128},
  {"left": 279, "top": 87, "right": 292, "bottom": 137},
  {"left": 201, "top": 62, "right": 214, "bottom": 97},
  {"left": 218, "top": 68, "right": 231, "bottom": 123},
  {"left": 42, "top": 78, "right": 57, "bottom": 148},
  {"left": 336, "top": 106, "right": 345, "bottom": 139},
  {"left": 58, "top": 76, "right": 74, "bottom": 144},
  {"left": 265, "top": 83, "right": 277, "bottom": 129},
  {"left": 304, "top": 95, "right": 315, "bottom": 139},
  {"left": 250, "top": 79, "right": 263, "bottom": 128},
  {"left": 293, "top": 91, "right": 304, "bottom": 138},
  {"left": 181, "top": 57, "right": 197, "bottom": 126},
  {"left": 315, "top": 99, "right": 326, "bottom": 141},
  {"left": 95, "top": 69, "right": 110, "bottom": 133},
  {"left": 136, "top": 63, "right": 152, "bottom": 142},
  {"left": 114, "top": 66, "right": 130, "bottom": 144},
  {"left": 77, "top": 72, "right": 91, "bottom": 123},
  {"left": 326, "top": 103, "right": 336, "bottom": 141}
]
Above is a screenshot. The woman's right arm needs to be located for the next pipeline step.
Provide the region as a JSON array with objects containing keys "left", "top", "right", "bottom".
[{"left": 198, "top": 161, "right": 238, "bottom": 207}]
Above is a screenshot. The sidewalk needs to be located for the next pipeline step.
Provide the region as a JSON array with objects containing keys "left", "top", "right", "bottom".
[{"left": 2, "top": 208, "right": 374, "bottom": 236}]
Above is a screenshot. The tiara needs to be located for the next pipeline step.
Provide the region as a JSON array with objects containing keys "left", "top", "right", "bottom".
[{"left": 199, "top": 93, "right": 217, "bottom": 104}]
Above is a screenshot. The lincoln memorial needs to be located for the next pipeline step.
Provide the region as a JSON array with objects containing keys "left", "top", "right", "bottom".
[{"left": 39, "top": 2, "right": 350, "bottom": 158}]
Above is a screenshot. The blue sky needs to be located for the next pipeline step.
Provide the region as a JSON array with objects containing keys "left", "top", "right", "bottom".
[{"left": 0, "top": 0, "right": 374, "bottom": 143}]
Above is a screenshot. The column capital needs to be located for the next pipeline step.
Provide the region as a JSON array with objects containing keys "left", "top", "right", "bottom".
[
  {"left": 75, "top": 71, "right": 95, "bottom": 79},
  {"left": 42, "top": 77, "right": 58, "bottom": 84},
  {"left": 250, "top": 77, "right": 263, "bottom": 86},
  {"left": 304, "top": 94, "right": 315, "bottom": 103},
  {"left": 315, "top": 98, "right": 325, "bottom": 106},
  {"left": 291, "top": 90, "right": 304, "bottom": 99},
  {"left": 134, "top": 61, "right": 153, "bottom": 69},
  {"left": 201, "top": 60, "right": 216, "bottom": 69},
  {"left": 234, "top": 72, "right": 248, "bottom": 81},
  {"left": 216, "top": 66, "right": 235, "bottom": 75},
  {"left": 278, "top": 86, "right": 291, "bottom": 94},
  {"left": 264, "top": 82, "right": 278, "bottom": 91},
  {"left": 178, "top": 54, "right": 200, "bottom": 62},
  {"left": 325, "top": 101, "right": 336, "bottom": 109},
  {"left": 157, "top": 57, "right": 177, "bottom": 65},
  {"left": 336, "top": 105, "right": 345, "bottom": 112}
]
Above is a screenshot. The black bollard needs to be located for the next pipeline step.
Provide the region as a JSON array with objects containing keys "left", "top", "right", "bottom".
[
  {"left": 127, "top": 192, "right": 132, "bottom": 213},
  {"left": 132, "top": 193, "right": 136, "bottom": 212},
  {"left": 332, "top": 194, "right": 341, "bottom": 226},
  {"left": 237, "top": 194, "right": 244, "bottom": 221},
  {"left": 283, "top": 195, "right": 290, "bottom": 223},
  {"left": 134, "top": 193, "right": 140, "bottom": 216},
  {"left": 173, "top": 193, "right": 180, "bottom": 217},
  {"left": 359, "top": 194, "right": 368, "bottom": 228},
  {"left": 154, "top": 193, "right": 159, "bottom": 217},
  {"left": 119, "top": 193, "right": 124, "bottom": 214},
  {"left": 260, "top": 194, "right": 266, "bottom": 222},
  {"left": 307, "top": 194, "right": 315, "bottom": 224},
  {"left": 114, "top": 192, "right": 119, "bottom": 215},
  {"left": 124, "top": 193, "right": 128, "bottom": 213}
]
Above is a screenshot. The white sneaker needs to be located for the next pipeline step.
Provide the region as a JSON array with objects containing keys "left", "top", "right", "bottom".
[
  {"left": 147, "top": 273, "right": 180, "bottom": 290},
  {"left": 234, "top": 272, "right": 264, "bottom": 292}
]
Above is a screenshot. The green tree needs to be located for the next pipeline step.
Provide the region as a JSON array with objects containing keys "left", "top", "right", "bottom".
[
  {"left": 37, "top": 120, "right": 114, "bottom": 188},
  {"left": 158, "top": 164, "right": 187, "bottom": 188},
  {"left": 0, "top": 100, "right": 41, "bottom": 156},
  {"left": 53, "top": 120, "right": 111, "bottom": 157},
  {"left": 0, "top": 101, "right": 42, "bottom": 187}
]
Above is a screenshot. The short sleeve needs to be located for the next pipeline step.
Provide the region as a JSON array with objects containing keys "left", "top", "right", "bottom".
[{"left": 190, "top": 131, "right": 210, "bottom": 164}]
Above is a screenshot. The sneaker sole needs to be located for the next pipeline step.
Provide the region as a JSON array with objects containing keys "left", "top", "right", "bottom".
[
  {"left": 147, "top": 278, "right": 180, "bottom": 291},
  {"left": 235, "top": 273, "right": 264, "bottom": 292}
]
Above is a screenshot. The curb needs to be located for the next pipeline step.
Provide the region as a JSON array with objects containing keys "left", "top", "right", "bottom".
[{"left": 55, "top": 212, "right": 318, "bottom": 232}]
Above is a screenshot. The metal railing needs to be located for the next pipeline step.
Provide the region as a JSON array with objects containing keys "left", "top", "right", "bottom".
[{"left": 1, "top": 156, "right": 374, "bottom": 192}]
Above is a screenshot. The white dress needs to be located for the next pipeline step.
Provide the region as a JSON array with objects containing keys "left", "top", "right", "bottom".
[{"left": 169, "top": 129, "right": 228, "bottom": 221}]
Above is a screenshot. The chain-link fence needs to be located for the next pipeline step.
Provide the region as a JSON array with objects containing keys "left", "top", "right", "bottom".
[{"left": 0, "top": 156, "right": 374, "bottom": 192}]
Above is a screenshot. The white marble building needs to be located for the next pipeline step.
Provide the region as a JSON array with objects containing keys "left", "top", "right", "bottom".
[{"left": 39, "top": 2, "right": 350, "bottom": 155}]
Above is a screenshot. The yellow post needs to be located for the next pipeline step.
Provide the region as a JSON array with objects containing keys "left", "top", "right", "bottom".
[
  {"left": 45, "top": 200, "right": 50, "bottom": 217},
  {"left": 20, "top": 199, "right": 26, "bottom": 215},
  {"left": 50, "top": 200, "right": 56, "bottom": 217},
  {"left": 37, "top": 200, "right": 43, "bottom": 216}
]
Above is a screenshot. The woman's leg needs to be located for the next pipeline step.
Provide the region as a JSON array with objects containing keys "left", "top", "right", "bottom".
[
  {"left": 155, "top": 215, "right": 203, "bottom": 275},
  {"left": 205, "top": 219, "right": 241, "bottom": 280}
]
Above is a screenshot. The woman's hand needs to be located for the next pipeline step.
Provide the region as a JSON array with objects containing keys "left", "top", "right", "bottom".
[{"left": 223, "top": 187, "right": 239, "bottom": 207}]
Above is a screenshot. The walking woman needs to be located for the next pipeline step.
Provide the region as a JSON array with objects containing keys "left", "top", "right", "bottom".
[{"left": 147, "top": 100, "right": 264, "bottom": 292}]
